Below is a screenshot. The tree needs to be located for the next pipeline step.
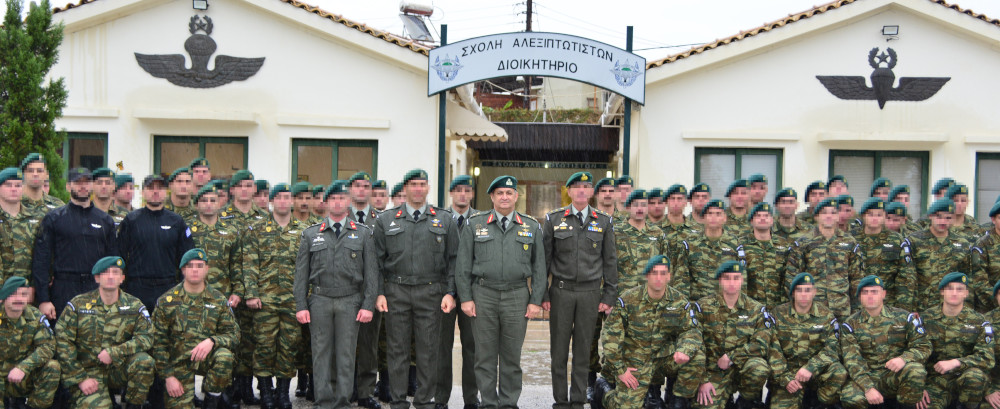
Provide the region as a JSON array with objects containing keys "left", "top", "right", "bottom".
[{"left": 0, "top": 0, "right": 68, "bottom": 200}]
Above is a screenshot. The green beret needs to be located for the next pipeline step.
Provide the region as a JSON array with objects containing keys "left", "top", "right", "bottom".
[
  {"left": 255, "top": 180, "right": 270, "bottom": 194},
  {"left": 372, "top": 180, "right": 387, "bottom": 190},
  {"left": 643, "top": 255, "right": 670, "bottom": 275},
  {"left": 828, "top": 175, "right": 848, "bottom": 187},
  {"left": 311, "top": 184, "right": 326, "bottom": 196},
  {"left": 487, "top": 175, "right": 517, "bottom": 194},
  {"left": 804, "top": 181, "right": 827, "bottom": 198},
  {"left": 647, "top": 188, "right": 664, "bottom": 200},
  {"left": 856, "top": 275, "right": 884, "bottom": 297},
  {"left": 193, "top": 185, "right": 218, "bottom": 203},
  {"left": 775, "top": 187, "right": 797, "bottom": 200},
  {"left": 869, "top": 178, "right": 892, "bottom": 196},
  {"left": 179, "top": 248, "right": 207, "bottom": 269},
  {"left": 615, "top": 175, "right": 634, "bottom": 187},
  {"left": 92, "top": 167, "right": 115, "bottom": 180},
  {"left": 886, "top": 202, "right": 908, "bottom": 217},
  {"left": 725, "top": 179, "right": 748, "bottom": 197},
  {"left": 748, "top": 174, "right": 767, "bottom": 184},
  {"left": 859, "top": 198, "right": 886, "bottom": 215},
  {"left": 114, "top": 173, "right": 134, "bottom": 190},
  {"left": 946, "top": 184, "right": 969, "bottom": 199},
  {"left": 747, "top": 202, "right": 772, "bottom": 221},
  {"left": 665, "top": 184, "right": 687, "bottom": 198},
  {"left": 230, "top": 170, "right": 254, "bottom": 185},
  {"left": 688, "top": 183, "right": 710, "bottom": 199},
  {"left": 91, "top": 256, "right": 124, "bottom": 276},
  {"left": 625, "top": 189, "right": 648, "bottom": 208},
  {"left": 714, "top": 261, "right": 743, "bottom": 279},
  {"left": 449, "top": 175, "right": 474, "bottom": 191},
  {"left": 391, "top": 182, "right": 404, "bottom": 198},
  {"left": 349, "top": 172, "right": 372, "bottom": 185},
  {"left": 993, "top": 279, "right": 1000, "bottom": 298},
  {"left": 291, "top": 182, "right": 312, "bottom": 197},
  {"left": 835, "top": 194, "right": 854, "bottom": 207},
  {"left": 701, "top": 199, "right": 725, "bottom": 216},
  {"left": 212, "top": 179, "right": 229, "bottom": 190},
  {"left": 189, "top": 157, "right": 210, "bottom": 169},
  {"left": 269, "top": 183, "right": 291, "bottom": 200},
  {"left": 566, "top": 172, "right": 595, "bottom": 187},
  {"left": 0, "top": 167, "right": 24, "bottom": 185},
  {"left": 19, "top": 153, "right": 44, "bottom": 170},
  {"left": 990, "top": 201, "right": 1000, "bottom": 218},
  {"left": 594, "top": 178, "right": 615, "bottom": 190},
  {"left": 324, "top": 180, "right": 349, "bottom": 200},
  {"left": 788, "top": 273, "right": 815, "bottom": 298},
  {"left": 938, "top": 272, "right": 968, "bottom": 290},
  {"left": 0, "top": 276, "right": 29, "bottom": 300},
  {"left": 889, "top": 185, "right": 910, "bottom": 201},
  {"left": 927, "top": 199, "right": 956, "bottom": 215},
  {"left": 813, "top": 198, "right": 838, "bottom": 215},
  {"left": 167, "top": 167, "right": 190, "bottom": 183},
  {"left": 402, "top": 169, "right": 429, "bottom": 185},
  {"left": 932, "top": 178, "right": 956, "bottom": 194}
]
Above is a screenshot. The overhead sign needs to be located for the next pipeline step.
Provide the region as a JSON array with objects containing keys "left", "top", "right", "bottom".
[{"left": 428, "top": 32, "right": 645, "bottom": 104}]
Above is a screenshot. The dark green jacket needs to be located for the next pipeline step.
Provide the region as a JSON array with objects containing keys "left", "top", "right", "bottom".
[
  {"left": 542, "top": 206, "right": 618, "bottom": 305},
  {"left": 373, "top": 206, "right": 458, "bottom": 293},
  {"left": 295, "top": 218, "right": 380, "bottom": 312},
  {"left": 455, "top": 210, "right": 546, "bottom": 305}
]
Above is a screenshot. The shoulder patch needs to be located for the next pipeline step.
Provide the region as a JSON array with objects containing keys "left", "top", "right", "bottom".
[
  {"left": 984, "top": 322, "right": 993, "bottom": 344},
  {"left": 40, "top": 315, "right": 53, "bottom": 335},
  {"left": 841, "top": 322, "right": 853, "bottom": 333},
  {"left": 617, "top": 297, "right": 624, "bottom": 308},
  {"left": 66, "top": 301, "right": 76, "bottom": 312},
  {"left": 973, "top": 246, "right": 984, "bottom": 254}
]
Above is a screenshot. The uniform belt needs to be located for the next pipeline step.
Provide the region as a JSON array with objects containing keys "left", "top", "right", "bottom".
[
  {"left": 311, "top": 285, "right": 361, "bottom": 298},
  {"left": 386, "top": 275, "right": 441, "bottom": 285},
  {"left": 474, "top": 277, "right": 526, "bottom": 291},
  {"left": 552, "top": 279, "right": 601, "bottom": 291}
]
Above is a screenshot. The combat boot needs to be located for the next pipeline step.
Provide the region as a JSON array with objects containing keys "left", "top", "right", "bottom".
[
  {"left": 591, "top": 377, "right": 614, "bottom": 409},
  {"left": 667, "top": 396, "right": 690, "bottom": 409},
  {"left": 124, "top": 403, "right": 144, "bottom": 409},
  {"left": 6, "top": 398, "right": 27, "bottom": 409},
  {"left": 203, "top": 394, "right": 221, "bottom": 409},
  {"left": 294, "top": 370, "right": 308, "bottom": 397},
  {"left": 305, "top": 373, "right": 315, "bottom": 402},
  {"left": 256, "top": 376, "right": 275, "bottom": 409},
  {"left": 375, "top": 370, "right": 392, "bottom": 402},
  {"left": 735, "top": 395, "right": 765, "bottom": 409},
  {"left": 240, "top": 376, "right": 261, "bottom": 405},
  {"left": 645, "top": 384, "right": 664, "bottom": 409},
  {"left": 407, "top": 365, "right": 417, "bottom": 397},
  {"left": 275, "top": 378, "right": 293, "bottom": 409},
  {"left": 586, "top": 371, "right": 597, "bottom": 403},
  {"left": 663, "top": 377, "right": 676, "bottom": 407}
]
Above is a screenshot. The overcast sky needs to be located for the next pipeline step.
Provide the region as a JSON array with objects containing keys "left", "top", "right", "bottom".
[{"left": 310, "top": 0, "right": 1000, "bottom": 59}]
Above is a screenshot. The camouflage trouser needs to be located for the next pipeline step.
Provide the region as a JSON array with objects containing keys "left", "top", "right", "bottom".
[
  {"left": 295, "top": 323, "right": 312, "bottom": 373},
  {"left": 769, "top": 361, "right": 847, "bottom": 409},
  {"left": 70, "top": 353, "right": 156, "bottom": 407},
  {"left": 0, "top": 360, "right": 60, "bottom": 408},
  {"left": 603, "top": 349, "right": 706, "bottom": 409},
  {"left": 692, "top": 357, "right": 770, "bottom": 409},
  {"left": 233, "top": 305, "right": 255, "bottom": 376},
  {"left": 924, "top": 367, "right": 987, "bottom": 409},
  {"left": 253, "top": 305, "right": 300, "bottom": 379},
  {"left": 840, "top": 363, "right": 926, "bottom": 409},
  {"left": 163, "top": 348, "right": 235, "bottom": 409}
]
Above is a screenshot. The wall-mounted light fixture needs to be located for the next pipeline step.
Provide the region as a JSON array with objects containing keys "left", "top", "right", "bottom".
[
  {"left": 193, "top": 0, "right": 209, "bottom": 10},
  {"left": 882, "top": 25, "right": 899, "bottom": 41}
]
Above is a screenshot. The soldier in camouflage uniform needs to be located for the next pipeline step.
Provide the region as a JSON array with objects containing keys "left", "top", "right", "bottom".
[
  {"left": 646, "top": 187, "right": 667, "bottom": 227},
  {"left": 854, "top": 198, "right": 916, "bottom": 311},
  {"left": 870, "top": 178, "right": 892, "bottom": 201},
  {"left": 693, "top": 261, "right": 772, "bottom": 409},
  {"left": 983, "top": 280, "right": 1000, "bottom": 409},
  {"left": 242, "top": 184, "right": 309, "bottom": 409},
  {"left": 673, "top": 200, "right": 741, "bottom": 302},
  {"left": 613, "top": 190, "right": 667, "bottom": 293},
  {"left": 737, "top": 203, "right": 792, "bottom": 308},
  {"left": 723, "top": 179, "right": 750, "bottom": 234},
  {"left": 906, "top": 199, "right": 983, "bottom": 312},
  {"left": 839, "top": 275, "right": 931, "bottom": 409},
  {"left": 835, "top": 195, "right": 863, "bottom": 236},
  {"left": 973, "top": 202, "right": 1000, "bottom": 313},
  {"left": 886, "top": 202, "right": 918, "bottom": 237},
  {"left": 766, "top": 273, "right": 846, "bottom": 409},
  {"left": 291, "top": 182, "right": 320, "bottom": 225},
  {"left": 0, "top": 277, "right": 59, "bottom": 409},
  {"left": 593, "top": 178, "right": 617, "bottom": 216},
  {"left": 772, "top": 188, "right": 809, "bottom": 242},
  {"left": 110, "top": 173, "right": 135, "bottom": 224},
  {"left": 916, "top": 179, "right": 957, "bottom": 230},
  {"left": 19, "top": 154, "right": 64, "bottom": 215},
  {"left": 685, "top": 184, "right": 711, "bottom": 232},
  {"left": 253, "top": 180, "right": 270, "bottom": 211},
  {"left": 657, "top": 185, "right": 692, "bottom": 243},
  {"left": 612, "top": 175, "right": 634, "bottom": 224},
  {"left": 827, "top": 175, "right": 849, "bottom": 198},
  {"left": 288, "top": 181, "right": 317, "bottom": 399},
  {"left": 190, "top": 158, "right": 212, "bottom": 191},
  {"left": 593, "top": 256, "right": 703, "bottom": 409},
  {"left": 918, "top": 272, "right": 994, "bottom": 409},
  {"left": 188, "top": 185, "right": 244, "bottom": 308},
  {"left": 795, "top": 181, "right": 827, "bottom": 227},
  {"left": 56, "top": 257, "right": 154, "bottom": 409},
  {"left": 152, "top": 249, "right": 240, "bottom": 409},
  {"left": 91, "top": 168, "right": 118, "bottom": 217},
  {"left": 164, "top": 168, "right": 196, "bottom": 221},
  {"left": 785, "top": 198, "right": 864, "bottom": 319},
  {"left": 747, "top": 174, "right": 768, "bottom": 207},
  {"left": 0, "top": 168, "right": 43, "bottom": 284},
  {"left": 947, "top": 185, "right": 986, "bottom": 241},
  {"left": 311, "top": 184, "right": 327, "bottom": 220}
]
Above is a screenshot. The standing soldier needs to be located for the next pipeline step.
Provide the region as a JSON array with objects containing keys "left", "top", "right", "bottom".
[
  {"left": 19, "top": 153, "right": 64, "bottom": 215},
  {"left": 91, "top": 168, "right": 117, "bottom": 215},
  {"left": 835, "top": 195, "right": 861, "bottom": 235},
  {"left": 456, "top": 175, "right": 546, "bottom": 409},
  {"left": 295, "top": 181, "right": 379, "bottom": 409},
  {"left": 870, "top": 178, "right": 892, "bottom": 201},
  {"left": 434, "top": 175, "right": 480, "bottom": 409},
  {"left": 659, "top": 185, "right": 693, "bottom": 249},
  {"left": 766, "top": 273, "right": 847, "bottom": 409},
  {"left": 288, "top": 182, "right": 316, "bottom": 399},
  {"left": 151, "top": 249, "right": 240, "bottom": 409},
  {"left": 111, "top": 173, "right": 135, "bottom": 217},
  {"left": 0, "top": 168, "right": 43, "bottom": 284},
  {"left": 772, "top": 188, "right": 809, "bottom": 242},
  {"left": 827, "top": 175, "right": 849, "bottom": 198},
  {"left": 593, "top": 178, "right": 617, "bottom": 216},
  {"left": 796, "top": 181, "right": 827, "bottom": 227},
  {"left": 188, "top": 185, "right": 244, "bottom": 327},
  {"left": 907, "top": 199, "right": 981, "bottom": 312},
  {"left": 646, "top": 188, "right": 667, "bottom": 227},
  {"left": 785, "top": 198, "right": 863, "bottom": 319},
  {"left": 946, "top": 184, "right": 986, "bottom": 241},
  {"left": 291, "top": 182, "right": 319, "bottom": 225},
  {"left": 55, "top": 257, "right": 155, "bottom": 409},
  {"left": 916, "top": 179, "right": 957, "bottom": 229},
  {"left": 592, "top": 256, "right": 703, "bottom": 409},
  {"left": 164, "top": 168, "right": 196, "bottom": 221},
  {"left": 673, "top": 200, "right": 740, "bottom": 302},
  {"left": 242, "top": 184, "right": 310, "bottom": 409},
  {"left": 389, "top": 183, "right": 405, "bottom": 209},
  {"left": 612, "top": 176, "right": 634, "bottom": 224},
  {"left": 0, "top": 277, "right": 60, "bottom": 409},
  {"left": 542, "top": 172, "right": 617, "bottom": 409},
  {"left": 886, "top": 202, "right": 917, "bottom": 237},
  {"left": 612, "top": 189, "right": 665, "bottom": 292},
  {"left": 983, "top": 280, "right": 1000, "bottom": 409},
  {"left": 347, "top": 172, "right": 383, "bottom": 409},
  {"left": 373, "top": 169, "right": 458, "bottom": 409},
  {"left": 747, "top": 174, "right": 768, "bottom": 207},
  {"left": 854, "top": 198, "right": 915, "bottom": 311},
  {"left": 590, "top": 176, "right": 617, "bottom": 402},
  {"left": 723, "top": 180, "right": 751, "bottom": 233},
  {"left": 974, "top": 202, "right": 1000, "bottom": 311},
  {"left": 918, "top": 272, "right": 993, "bottom": 409},
  {"left": 738, "top": 202, "right": 792, "bottom": 308},
  {"left": 253, "top": 180, "right": 271, "bottom": 211},
  {"left": 370, "top": 180, "right": 389, "bottom": 213},
  {"left": 311, "top": 184, "right": 327, "bottom": 220},
  {"left": 190, "top": 158, "right": 212, "bottom": 191},
  {"left": 685, "top": 184, "right": 711, "bottom": 232},
  {"left": 694, "top": 261, "right": 772, "bottom": 409}
]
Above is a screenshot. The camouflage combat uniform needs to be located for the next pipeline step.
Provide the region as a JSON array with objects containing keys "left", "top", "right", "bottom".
[
  {"left": 795, "top": 210, "right": 815, "bottom": 227},
  {"left": 21, "top": 195, "right": 64, "bottom": 216},
  {"left": 986, "top": 308, "right": 1000, "bottom": 400},
  {"left": 854, "top": 230, "right": 916, "bottom": 311},
  {"left": 973, "top": 230, "right": 1000, "bottom": 313},
  {"left": 725, "top": 210, "right": 751, "bottom": 235},
  {"left": 766, "top": 301, "right": 846, "bottom": 409},
  {"left": 694, "top": 293, "right": 772, "bottom": 409},
  {"left": 785, "top": 228, "right": 864, "bottom": 319},
  {"left": 906, "top": 230, "right": 980, "bottom": 312},
  {"left": 218, "top": 203, "right": 268, "bottom": 379},
  {"left": 106, "top": 205, "right": 129, "bottom": 227},
  {"left": 952, "top": 216, "right": 986, "bottom": 242},
  {"left": 613, "top": 220, "right": 667, "bottom": 294},
  {"left": 919, "top": 304, "right": 994, "bottom": 409},
  {"left": 772, "top": 218, "right": 810, "bottom": 243},
  {"left": 0, "top": 305, "right": 60, "bottom": 408},
  {"left": 0, "top": 206, "right": 43, "bottom": 283},
  {"left": 56, "top": 290, "right": 155, "bottom": 407},
  {"left": 163, "top": 200, "right": 196, "bottom": 222},
  {"left": 673, "top": 232, "right": 741, "bottom": 302},
  {"left": 737, "top": 235, "right": 792, "bottom": 308}
]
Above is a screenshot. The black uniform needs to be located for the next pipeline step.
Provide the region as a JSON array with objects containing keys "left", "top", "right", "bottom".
[{"left": 117, "top": 208, "right": 194, "bottom": 310}]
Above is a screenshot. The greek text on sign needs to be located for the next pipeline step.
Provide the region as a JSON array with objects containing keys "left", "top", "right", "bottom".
[{"left": 429, "top": 32, "right": 645, "bottom": 104}]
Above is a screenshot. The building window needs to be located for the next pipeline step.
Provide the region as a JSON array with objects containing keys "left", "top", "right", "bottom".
[
  {"left": 976, "top": 153, "right": 1000, "bottom": 222},
  {"left": 153, "top": 136, "right": 248, "bottom": 180},
  {"left": 291, "top": 139, "right": 378, "bottom": 186},
  {"left": 828, "top": 150, "right": 928, "bottom": 216},
  {"left": 59, "top": 133, "right": 108, "bottom": 171},
  {"left": 694, "top": 148, "right": 783, "bottom": 202}
]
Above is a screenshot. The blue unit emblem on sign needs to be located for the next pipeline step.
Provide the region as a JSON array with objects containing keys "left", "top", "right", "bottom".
[
  {"left": 432, "top": 55, "right": 463, "bottom": 81},
  {"left": 610, "top": 60, "right": 642, "bottom": 87}
]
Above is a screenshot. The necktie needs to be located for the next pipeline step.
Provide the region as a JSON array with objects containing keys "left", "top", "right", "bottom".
[
  {"left": 501, "top": 216, "right": 508, "bottom": 232},
  {"left": 357, "top": 211, "right": 365, "bottom": 224},
  {"left": 413, "top": 210, "right": 421, "bottom": 220},
  {"left": 457, "top": 215, "right": 465, "bottom": 227},
  {"left": 333, "top": 222, "right": 342, "bottom": 238},
  {"left": 576, "top": 211, "right": 584, "bottom": 226}
]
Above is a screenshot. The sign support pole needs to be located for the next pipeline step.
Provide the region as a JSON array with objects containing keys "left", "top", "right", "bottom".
[
  {"left": 437, "top": 24, "right": 448, "bottom": 206},
  {"left": 622, "top": 26, "right": 633, "bottom": 176}
]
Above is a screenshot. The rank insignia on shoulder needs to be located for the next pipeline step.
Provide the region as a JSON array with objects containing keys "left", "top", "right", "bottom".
[{"left": 166, "top": 296, "right": 173, "bottom": 303}]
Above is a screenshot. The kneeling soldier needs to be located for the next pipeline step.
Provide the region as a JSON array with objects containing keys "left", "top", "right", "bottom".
[
  {"left": 56, "top": 257, "right": 154, "bottom": 409},
  {"left": 151, "top": 249, "right": 240, "bottom": 409},
  {"left": 767, "top": 273, "right": 846, "bottom": 409},
  {"left": 0, "top": 277, "right": 60, "bottom": 409}
]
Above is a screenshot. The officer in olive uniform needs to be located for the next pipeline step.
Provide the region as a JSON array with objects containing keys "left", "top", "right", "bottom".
[
  {"left": 0, "top": 168, "right": 43, "bottom": 284},
  {"left": 0, "top": 276, "right": 60, "bottom": 409},
  {"left": 542, "top": 172, "right": 617, "bottom": 409},
  {"left": 345, "top": 172, "right": 383, "bottom": 409},
  {"left": 371, "top": 180, "right": 390, "bottom": 213},
  {"left": 373, "top": 169, "right": 459, "bottom": 409},
  {"left": 295, "top": 181, "right": 380, "bottom": 409},
  {"left": 456, "top": 175, "right": 546, "bottom": 409},
  {"left": 56, "top": 257, "right": 154, "bottom": 409}
]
